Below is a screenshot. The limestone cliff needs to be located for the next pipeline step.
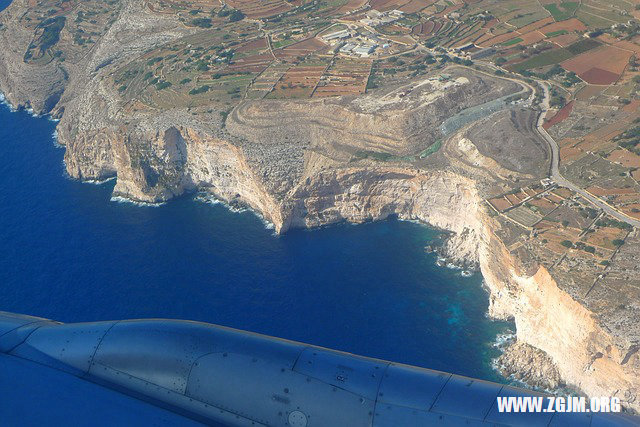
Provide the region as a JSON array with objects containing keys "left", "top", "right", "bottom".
[{"left": 0, "top": 0, "right": 638, "bottom": 413}]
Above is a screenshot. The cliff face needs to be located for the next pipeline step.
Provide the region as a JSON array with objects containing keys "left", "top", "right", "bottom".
[
  {"left": 1, "top": 0, "right": 638, "bottom": 412},
  {"left": 57, "top": 111, "right": 640, "bottom": 410},
  {"left": 0, "top": 1, "right": 66, "bottom": 112},
  {"left": 482, "top": 221, "right": 640, "bottom": 410},
  {"left": 282, "top": 160, "right": 640, "bottom": 409}
]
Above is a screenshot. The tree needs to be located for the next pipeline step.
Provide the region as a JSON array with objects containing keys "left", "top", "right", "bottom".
[
  {"left": 612, "top": 239, "right": 625, "bottom": 247},
  {"left": 229, "top": 10, "right": 245, "bottom": 22},
  {"left": 550, "top": 94, "right": 566, "bottom": 108},
  {"left": 155, "top": 81, "right": 172, "bottom": 90},
  {"left": 191, "top": 18, "right": 212, "bottom": 28},
  {"left": 561, "top": 240, "right": 573, "bottom": 248}
]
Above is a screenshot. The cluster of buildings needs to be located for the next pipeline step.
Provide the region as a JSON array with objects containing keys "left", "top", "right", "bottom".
[
  {"left": 339, "top": 43, "right": 376, "bottom": 57},
  {"left": 321, "top": 27, "right": 386, "bottom": 58},
  {"left": 321, "top": 28, "right": 352, "bottom": 43},
  {"left": 360, "top": 9, "right": 404, "bottom": 27},
  {"left": 443, "top": 43, "right": 495, "bottom": 61}
]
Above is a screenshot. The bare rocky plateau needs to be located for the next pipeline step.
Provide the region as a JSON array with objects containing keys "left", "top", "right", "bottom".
[{"left": 1, "top": 0, "right": 638, "bottom": 412}]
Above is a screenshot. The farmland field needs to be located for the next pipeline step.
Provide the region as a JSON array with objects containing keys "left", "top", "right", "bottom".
[
  {"left": 510, "top": 48, "right": 574, "bottom": 72},
  {"left": 545, "top": 30, "right": 568, "bottom": 37},
  {"left": 226, "top": 0, "right": 291, "bottom": 18},
  {"left": 561, "top": 45, "right": 632, "bottom": 85},
  {"left": 502, "top": 37, "right": 523, "bottom": 46},
  {"left": 544, "top": 2, "right": 579, "bottom": 22},
  {"left": 266, "top": 61, "right": 328, "bottom": 98},
  {"left": 313, "top": 58, "right": 371, "bottom": 97}
]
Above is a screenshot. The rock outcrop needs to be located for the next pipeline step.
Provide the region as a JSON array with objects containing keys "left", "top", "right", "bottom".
[
  {"left": 1, "top": 0, "right": 638, "bottom": 413},
  {"left": 496, "top": 341, "right": 564, "bottom": 391}
]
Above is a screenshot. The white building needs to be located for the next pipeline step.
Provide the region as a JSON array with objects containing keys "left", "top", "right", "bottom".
[
  {"left": 322, "top": 29, "right": 351, "bottom": 42},
  {"left": 340, "top": 43, "right": 357, "bottom": 53},
  {"left": 353, "top": 44, "right": 376, "bottom": 57}
]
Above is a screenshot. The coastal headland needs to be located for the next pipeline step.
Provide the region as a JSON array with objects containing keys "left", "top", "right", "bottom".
[{"left": 1, "top": 0, "right": 638, "bottom": 412}]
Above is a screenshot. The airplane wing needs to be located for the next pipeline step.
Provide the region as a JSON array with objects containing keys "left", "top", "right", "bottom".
[{"left": 0, "top": 311, "right": 637, "bottom": 426}]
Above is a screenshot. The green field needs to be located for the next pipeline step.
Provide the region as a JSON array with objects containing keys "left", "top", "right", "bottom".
[
  {"left": 503, "top": 37, "right": 523, "bottom": 46},
  {"left": 511, "top": 48, "right": 574, "bottom": 72},
  {"left": 544, "top": 2, "right": 579, "bottom": 21},
  {"left": 566, "top": 38, "right": 600, "bottom": 54},
  {"left": 510, "top": 38, "right": 600, "bottom": 72},
  {"left": 545, "top": 30, "right": 568, "bottom": 37},
  {"left": 508, "top": 10, "right": 550, "bottom": 29}
]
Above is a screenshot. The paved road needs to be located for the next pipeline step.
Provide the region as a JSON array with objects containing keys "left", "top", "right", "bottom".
[
  {"left": 535, "top": 83, "right": 640, "bottom": 228},
  {"left": 473, "top": 60, "right": 639, "bottom": 228}
]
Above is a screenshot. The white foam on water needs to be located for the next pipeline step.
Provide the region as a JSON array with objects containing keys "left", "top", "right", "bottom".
[
  {"left": 85, "top": 176, "right": 116, "bottom": 185},
  {"left": 51, "top": 129, "right": 64, "bottom": 148},
  {"left": 195, "top": 193, "right": 276, "bottom": 231},
  {"left": 0, "top": 91, "right": 16, "bottom": 112},
  {"left": 110, "top": 195, "right": 165, "bottom": 207},
  {"left": 492, "top": 330, "right": 516, "bottom": 350}
]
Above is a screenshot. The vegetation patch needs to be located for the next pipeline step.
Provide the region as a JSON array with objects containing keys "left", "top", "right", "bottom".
[
  {"left": 545, "top": 30, "right": 568, "bottom": 37},
  {"left": 353, "top": 150, "right": 393, "bottom": 162},
  {"left": 614, "top": 126, "right": 640, "bottom": 155},
  {"left": 24, "top": 16, "right": 66, "bottom": 62},
  {"left": 189, "top": 85, "right": 211, "bottom": 95},
  {"left": 511, "top": 48, "right": 574, "bottom": 72},
  {"left": 544, "top": 2, "right": 579, "bottom": 22},
  {"left": 502, "top": 37, "right": 523, "bottom": 47},
  {"left": 418, "top": 140, "right": 442, "bottom": 159},
  {"left": 190, "top": 18, "right": 213, "bottom": 28},
  {"left": 566, "top": 38, "right": 600, "bottom": 55}
]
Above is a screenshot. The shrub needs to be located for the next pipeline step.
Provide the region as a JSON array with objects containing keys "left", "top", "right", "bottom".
[
  {"left": 191, "top": 18, "right": 212, "bottom": 28},
  {"left": 561, "top": 240, "right": 573, "bottom": 248},
  {"left": 189, "top": 85, "right": 210, "bottom": 95},
  {"left": 229, "top": 10, "right": 245, "bottom": 22}
]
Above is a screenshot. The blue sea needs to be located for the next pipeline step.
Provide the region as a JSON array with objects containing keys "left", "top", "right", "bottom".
[{"left": 0, "top": 100, "right": 512, "bottom": 382}]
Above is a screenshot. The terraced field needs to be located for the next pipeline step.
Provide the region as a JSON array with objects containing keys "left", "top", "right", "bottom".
[{"left": 313, "top": 57, "right": 371, "bottom": 97}]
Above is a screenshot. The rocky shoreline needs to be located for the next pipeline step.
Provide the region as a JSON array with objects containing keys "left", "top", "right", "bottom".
[
  {"left": 495, "top": 340, "right": 565, "bottom": 392},
  {"left": 1, "top": 0, "right": 638, "bottom": 412}
]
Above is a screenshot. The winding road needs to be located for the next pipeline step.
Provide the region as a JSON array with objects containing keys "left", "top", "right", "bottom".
[
  {"left": 470, "top": 60, "right": 639, "bottom": 228},
  {"left": 535, "top": 83, "right": 640, "bottom": 228}
]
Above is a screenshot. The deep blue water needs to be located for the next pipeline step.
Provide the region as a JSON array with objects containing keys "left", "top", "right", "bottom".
[{"left": 0, "top": 101, "right": 511, "bottom": 382}]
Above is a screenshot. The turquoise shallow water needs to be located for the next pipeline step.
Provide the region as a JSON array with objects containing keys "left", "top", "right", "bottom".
[{"left": 0, "top": 101, "right": 512, "bottom": 382}]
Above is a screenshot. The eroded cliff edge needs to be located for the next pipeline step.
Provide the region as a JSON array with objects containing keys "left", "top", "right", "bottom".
[{"left": 1, "top": 0, "right": 638, "bottom": 412}]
